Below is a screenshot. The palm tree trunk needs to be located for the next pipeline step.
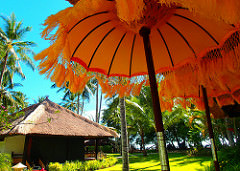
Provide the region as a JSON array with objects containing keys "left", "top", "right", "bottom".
[
  {"left": 0, "top": 52, "right": 9, "bottom": 89},
  {"left": 0, "top": 52, "right": 9, "bottom": 101},
  {"left": 225, "top": 118, "right": 235, "bottom": 146},
  {"left": 96, "top": 82, "right": 99, "bottom": 122},
  {"left": 140, "top": 128, "right": 147, "bottom": 156},
  {"left": 98, "top": 91, "right": 102, "bottom": 123},
  {"left": 95, "top": 82, "right": 99, "bottom": 160},
  {"left": 201, "top": 86, "right": 220, "bottom": 171},
  {"left": 233, "top": 118, "right": 238, "bottom": 143},
  {"left": 81, "top": 98, "right": 84, "bottom": 115},
  {"left": 120, "top": 97, "right": 129, "bottom": 171},
  {"left": 77, "top": 93, "right": 80, "bottom": 115}
]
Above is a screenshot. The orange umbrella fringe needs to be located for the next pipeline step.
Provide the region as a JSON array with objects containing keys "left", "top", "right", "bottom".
[
  {"left": 159, "top": 0, "right": 240, "bottom": 24},
  {"left": 115, "top": 0, "right": 145, "bottom": 24}
]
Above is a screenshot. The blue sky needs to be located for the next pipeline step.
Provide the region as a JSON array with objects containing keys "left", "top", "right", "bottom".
[{"left": 1, "top": 0, "right": 103, "bottom": 119}]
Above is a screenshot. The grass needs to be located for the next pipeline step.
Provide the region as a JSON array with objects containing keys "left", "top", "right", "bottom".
[{"left": 98, "top": 152, "right": 211, "bottom": 171}]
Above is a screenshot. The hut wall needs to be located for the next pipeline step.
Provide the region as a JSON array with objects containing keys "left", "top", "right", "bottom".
[
  {"left": 0, "top": 138, "right": 5, "bottom": 153},
  {"left": 30, "top": 136, "right": 84, "bottom": 163},
  {"left": 0, "top": 135, "right": 25, "bottom": 154}
]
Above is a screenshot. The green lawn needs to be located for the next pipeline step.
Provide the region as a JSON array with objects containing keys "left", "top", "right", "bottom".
[{"left": 98, "top": 153, "right": 211, "bottom": 171}]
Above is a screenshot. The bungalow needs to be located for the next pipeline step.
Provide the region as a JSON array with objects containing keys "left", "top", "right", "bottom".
[{"left": 0, "top": 98, "right": 118, "bottom": 166}]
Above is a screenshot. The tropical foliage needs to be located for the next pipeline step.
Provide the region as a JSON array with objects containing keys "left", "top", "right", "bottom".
[
  {"left": 0, "top": 104, "right": 24, "bottom": 131},
  {"left": 52, "top": 78, "right": 96, "bottom": 115},
  {"left": 205, "top": 143, "right": 240, "bottom": 171},
  {"left": 0, "top": 13, "right": 35, "bottom": 111},
  {"left": 48, "top": 157, "right": 117, "bottom": 171},
  {"left": 0, "top": 13, "right": 35, "bottom": 89},
  {"left": 0, "top": 13, "right": 33, "bottom": 130},
  {"left": 102, "top": 86, "right": 240, "bottom": 156},
  {"left": 0, "top": 153, "right": 11, "bottom": 171}
]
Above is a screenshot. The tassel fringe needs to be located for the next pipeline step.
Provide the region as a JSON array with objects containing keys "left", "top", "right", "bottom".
[{"left": 159, "top": 0, "right": 240, "bottom": 24}]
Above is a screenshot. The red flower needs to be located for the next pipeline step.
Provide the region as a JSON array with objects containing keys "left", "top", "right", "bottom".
[{"left": 227, "top": 128, "right": 234, "bottom": 133}]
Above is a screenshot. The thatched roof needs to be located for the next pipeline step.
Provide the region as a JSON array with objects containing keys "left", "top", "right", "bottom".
[{"left": 0, "top": 99, "right": 118, "bottom": 138}]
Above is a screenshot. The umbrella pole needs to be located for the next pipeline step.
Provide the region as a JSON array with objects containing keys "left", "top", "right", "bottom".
[
  {"left": 201, "top": 85, "right": 220, "bottom": 171},
  {"left": 140, "top": 26, "right": 170, "bottom": 171}
]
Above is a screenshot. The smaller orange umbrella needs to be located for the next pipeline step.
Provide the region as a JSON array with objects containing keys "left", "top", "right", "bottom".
[{"left": 158, "top": 64, "right": 240, "bottom": 115}]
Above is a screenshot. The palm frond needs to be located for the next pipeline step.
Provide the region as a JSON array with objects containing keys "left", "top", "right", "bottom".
[
  {"left": 16, "top": 26, "right": 32, "bottom": 39},
  {"left": 13, "top": 66, "right": 25, "bottom": 80}
]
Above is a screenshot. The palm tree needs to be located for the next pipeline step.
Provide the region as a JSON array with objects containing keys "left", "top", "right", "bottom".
[
  {"left": 119, "top": 97, "right": 129, "bottom": 171},
  {"left": 0, "top": 13, "right": 35, "bottom": 91},
  {"left": 60, "top": 92, "right": 80, "bottom": 112},
  {"left": 81, "top": 79, "right": 95, "bottom": 115},
  {"left": 32, "top": 96, "right": 48, "bottom": 103},
  {"left": 102, "top": 95, "right": 129, "bottom": 170},
  {"left": 125, "top": 96, "right": 153, "bottom": 156},
  {"left": 0, "top": 76, "right": 28, "bottom": 110},
  {"left": 53, "top": 80, "right": 95, "bottom": 114},
  {"left": 163, "top": 107, "right": 189, "bottom": 149},
  {"left": 102, "top": 95, "right": 121, "bottom": 132},
  {"left": 11, "top": 91, "right": 29, "bottom": 110}
]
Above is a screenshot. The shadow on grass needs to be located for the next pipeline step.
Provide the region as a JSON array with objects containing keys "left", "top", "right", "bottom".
[
  {"left": 171, "top": 156, "right": 211, "bottom": 168},
  {"left": 108, "top": 152, "right": 211, "bottom": 170},
  {"left": 128, "top": 153, "right": 160, "bottom": 164},
  {"left": 128, "top": 152, "right": 191, "bottom": 164},
  {"left": 131, "top": 163, "right": 160, "bottom": 171}
]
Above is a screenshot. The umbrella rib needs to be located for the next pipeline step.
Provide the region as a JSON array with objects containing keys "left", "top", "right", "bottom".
[
  {"left": 68, "top": 11, "right": 109, "bottom": 33},
  {"left": 71, "top": 20, "right": 111, "bottom": 58},
  {"left": 225, "top": 84, "right": 232, "bottom": 92},
  {"left": 107, "top": 33, "right": 127, "bottom": 76},
  {"left": 167, "top": 22, "right": 197, "bottom": 58},
  {"left": 157, "top": 28, "right": 174, "bottom": 67},
  {"left": 174, "top": 13, "right": 219, "bottom": 45},
  {"left": 129, "top": 34, "right": 137, "bottom": 77},
  {"left": 88, "top": 27, "right": 116, "bottom": 68}
]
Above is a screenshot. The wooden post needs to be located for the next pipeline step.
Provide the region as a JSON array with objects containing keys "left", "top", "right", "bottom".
[
  {"left": 201, "top": 85, "right": 220, "bottom": 171},
  {"left": 140, "top": 26, "right": 170, "bottom": 171},
  {"left": 23, "top": 136, "right": 32, "bottom": 165},
  {"left": 95, "top": 139, "right": 99, "bottom": 160}
]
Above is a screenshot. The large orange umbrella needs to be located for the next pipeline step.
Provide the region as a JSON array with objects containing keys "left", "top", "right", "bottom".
[{"left": 35, "top": 1, "right": 240, "bottom": 170}]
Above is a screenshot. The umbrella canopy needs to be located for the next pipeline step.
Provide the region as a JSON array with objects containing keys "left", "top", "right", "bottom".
[
  {"left": 12, "top": 162, "right": 27, "bottom": 169},
  {"left": 35, "top": 0, "right": 240, "bottom": 98},
  {"left": 35, "top": 1, "right": 240, "bottom": 170}
]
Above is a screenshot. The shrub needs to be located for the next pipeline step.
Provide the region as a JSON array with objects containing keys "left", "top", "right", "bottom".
[
  {"left": 84, "top": 160, "right": 101, "bottom": 170},
  {"left": 0, "top": 153, "right": 11, "bottom": 171},
  {"left": 48, "top": 156, "right": 118, "bottom": 171},
  {"left": 187, "top": 147, "right": 199, "bottom": 156},
  {"left": 205, "top": 144, "right": 240, "bottom": 171},
  {"left": 48, "top": 162, "right": 63, "bottom": 171},
  {"left": 62, "top": 161, "right": 83, "bottom": 171},
  {"left": 105, "top": 157, "right": 118, "bottom": 167}
]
